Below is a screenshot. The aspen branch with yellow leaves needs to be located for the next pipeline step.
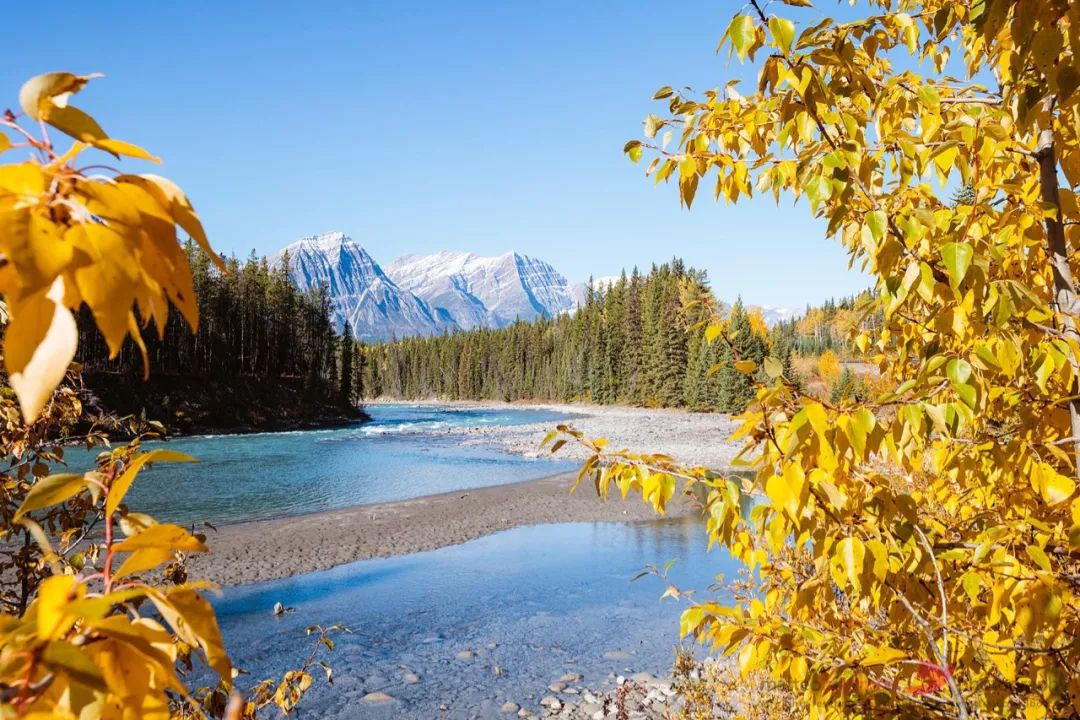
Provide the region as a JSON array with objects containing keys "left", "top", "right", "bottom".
[
  {"left": 554, "top": 1, "right": 1080, "bottom": 717},
  {"left": 0, "top": 73, "right": 334, "bottom": 719}
]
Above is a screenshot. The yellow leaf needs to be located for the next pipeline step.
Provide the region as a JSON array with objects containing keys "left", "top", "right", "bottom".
[
  {"left": 115, "top": 548, "right": 176, "bottom": 580},
  {"left": 861, "top": 645, "right": 907, "bottom": 666},
  {"left": 734, "top": 359, "right": 757, "bottom": 374},
  {"left": 0, "top": 205, "right": 72, "bottom": 293},
  {"left": 114, "top": 523, "right": 208, "bottom": 553},
  {"left": 149, "top": 588, "right": 231, "bottom": 683},
  {"left": 41, "top": 640, "right": 107, "bottom": 692},
  {"left": 4, "top": 277, "right": 78, "bottom": 423},
  {"left": 117, "top": 174, "right": 223, "bottom": 272},
  {"left": 35, "top": 575, "right": 83, "bottom": 640},
  {"left": 766, "top": 462, "right": 804, "bottom": 518},
  {"left": 18, "top": 72, "right": 93, "bottom": 120},
  {"left": 41, "top": 104, "right": 109, "bottom": 144},
  {"left": 14, "top": 473, "right": 88, "bottom": 522},
  {"left": 67, "top": 223, "right": 138, "bottom": 356},
  {"left": 92, "top": 138, "right": 160, "bottom": 163},
  {"left": 836, "top": 536, "right": 865, "bottom": 591},
  {"left": 737, "top": 640, "right": 757, "bottom": 675},
  {"left": 106, "top": 449, "right": 198, "bottom": 517},
  {"left": 1036, "top": 462, "right": 1076, "bottom": 505}
]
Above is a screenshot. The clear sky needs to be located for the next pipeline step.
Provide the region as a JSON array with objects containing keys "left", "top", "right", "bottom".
[{"left": 2, "top": 1, "right": 870, "bottom": 309}]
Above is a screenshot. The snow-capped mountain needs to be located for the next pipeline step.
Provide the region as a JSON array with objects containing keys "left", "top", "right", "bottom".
[
  {"left": 271, "top": 232, "right": 454, "bottom": 342},
  {"left": 273, "top": 232, "right": 800, "bottom": 341},
  {"left": 387, "top": 251, "right": 577, "bottom": 329},
  {"left": 756, "top": 304, "right": 802, "bottom": 326}
]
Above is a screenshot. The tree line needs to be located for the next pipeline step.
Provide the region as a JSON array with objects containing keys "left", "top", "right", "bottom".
[
  {"left": 76, "top": 242, "right": 351, "bottom": 402},
  {"left": 360, "top": 259, "right": 805, "bottom": 413}
]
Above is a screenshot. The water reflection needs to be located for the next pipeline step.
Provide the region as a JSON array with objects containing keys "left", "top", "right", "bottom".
[{"left": 215, "top": 519, "right": 735, "bottom": 720}]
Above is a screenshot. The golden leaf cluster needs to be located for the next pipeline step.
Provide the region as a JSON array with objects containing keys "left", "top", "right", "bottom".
[
  {"left": 0, "top": 72, "right": 223, "bottom": 423},
  {"left": 0, "top": 75, "right": 332, "bottom": 719},
  {"left": 574, "top": 1, "right": 1080, "bottom": 717}
]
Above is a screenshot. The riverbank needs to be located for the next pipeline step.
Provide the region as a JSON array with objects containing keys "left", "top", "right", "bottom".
[
  {"left": 79, "top": 372, "right": 368, "bottom": 437},
  {"left": 190, "top": 402, "right": 740, "bottom": 586},
  {"left": 190, "top": 471, "right": 695, "bottom": 586},
  {"left": 366, "top": 399, "right": 743, "bottom": 468}
]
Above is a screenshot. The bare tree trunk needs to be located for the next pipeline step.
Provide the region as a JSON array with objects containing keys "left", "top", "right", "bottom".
[{"left": 1037, "top": 128, "right": 1080, "bottom": 476}]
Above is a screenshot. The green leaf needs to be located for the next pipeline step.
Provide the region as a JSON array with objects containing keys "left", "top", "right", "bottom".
[
  {"left": 940, "top": 242, "right": 972, "bottom": 287},
  {"left": 768, "top": 16, "right": 795, "bottom": 53},
  {"left": 653, "top": 86, "right": 674, "bottom": 100},
  {"left": 804, "top": 175, "right": 831, "bottom": 212},
  {"left": 624, "top": 140, "right": 644, "bottom": 164},
  {"left": 946, "top": 358, "right": 972, "bottom": 386},
  {"left": 14, "top": 473, "right": 88, "bottom": 521},
  {"left": 917, "top": 84, "right": 941, "bottom": 109},
  {"left": 764, "top": 356, "right": 784, "bottom": 379},
  {"left": 728, "top": 15, "right": 756, "bottom": 61},
  {"left": 866, "top": 210, "right": 887, "bottom": 243}
]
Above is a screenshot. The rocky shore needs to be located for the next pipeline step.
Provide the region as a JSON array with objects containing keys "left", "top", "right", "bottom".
[
  {"left": 513, "top": 671, "right": 679, "bottom": 719},
  {"left": 372, "top": 399, "right": 744, "bottom": 469}
]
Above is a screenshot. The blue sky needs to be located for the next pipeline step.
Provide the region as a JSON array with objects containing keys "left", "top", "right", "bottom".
[{"left": 2, "top": 1, "right": 870, "bottom": 308}]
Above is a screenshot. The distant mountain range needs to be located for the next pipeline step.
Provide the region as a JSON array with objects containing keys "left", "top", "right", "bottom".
[{"left": 272, "top": 232, "right": 800, "bottom": 342}]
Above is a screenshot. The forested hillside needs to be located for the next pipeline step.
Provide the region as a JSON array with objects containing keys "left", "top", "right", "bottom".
[
  {"left": 74, "top": 242, "right": 366, "bottom": 433},
  {"left": 361, "top": 259, "right": 867, "bottom": 412}
]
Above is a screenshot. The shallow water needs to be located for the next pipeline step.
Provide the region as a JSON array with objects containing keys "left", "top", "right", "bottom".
[
  {"left": 69, "top": 405, "right": 575, "bottom": 526},
  {"left": 215, "top": 519, "right": 734, "bottom": 719}
]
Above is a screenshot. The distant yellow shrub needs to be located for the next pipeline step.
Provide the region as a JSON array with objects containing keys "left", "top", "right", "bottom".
[{"left": 817, "top": 349, "right": 840, "bottom": 385}]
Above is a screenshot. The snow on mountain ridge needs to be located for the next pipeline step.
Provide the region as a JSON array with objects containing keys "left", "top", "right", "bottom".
[
  {"left": 274, "top": 234, "right": 802, "bottom": 340},
  {"left": 387, "top": 250, "right": 576, "bottom": 329},
  {"left": 272, "top": 232, "right": 454, "bottom": 342}
]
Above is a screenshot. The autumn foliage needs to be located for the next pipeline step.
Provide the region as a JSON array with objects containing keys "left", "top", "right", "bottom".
[
  {"left": 0, "top": 75, "right": 333, "bottom": 718},
  {"left": 556, "top": 1, "right": 1080, "bottom": 717}
]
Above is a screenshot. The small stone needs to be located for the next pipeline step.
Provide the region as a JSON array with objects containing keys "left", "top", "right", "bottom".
[
  {"left": 439, "top": 703, "right": 448, "bottom": 711},
  {"left": 500, "top": 701, "right": 520, "bottom": 713},
  {"left": 548, "top": 682, "right": 565, "bottom": 692},
  {"left": 518, "top": 710, "right": 534, "bottom": 718},
  {"left": 540, "top": 695, "right": 562, "bottom": 710},
  {"left": 616, "top": 675, "right": 626, "bottom": 686},
  {"left": 564, "top": 688, "right": 578, "bottom": 695},
  {"left": 362, "top": 692, "right": 394, "bottom": 704},
  {"left": 631, "top": 672, "right": 656, "bottom": 685},
  {"left": 402, "top": 672, "right": 420, "bottom": 684},
  {"left": 560, "top": 673, "right": 581, "bottom": 683},
  {"left": 487, "top": 642, "right": 498, "bottom": 649},
  {"left": 456, "top": 650, "right": 475, "bottom": 661},
  {"left": 580, "top": 702, "right": 603, "bottom": 716}
]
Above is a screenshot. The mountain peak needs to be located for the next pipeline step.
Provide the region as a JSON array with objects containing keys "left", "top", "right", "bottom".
[
  {"left": 387, "top": 250, "right": 575, "bottom": 329},
  {"left": 275, "top": 233, "right": 453, "bottom": 342}
]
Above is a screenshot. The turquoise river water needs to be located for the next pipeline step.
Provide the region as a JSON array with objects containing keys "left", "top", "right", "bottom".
[{"left": 76, "top": 405, "right": 732, "bottom": 718}]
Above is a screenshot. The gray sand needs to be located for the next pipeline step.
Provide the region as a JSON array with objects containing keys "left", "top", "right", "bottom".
[{"left": 190, "top": 403, "right": 741, "bottom": 586}]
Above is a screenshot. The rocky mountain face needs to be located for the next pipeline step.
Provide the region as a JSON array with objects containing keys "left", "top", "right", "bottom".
[
  {"left": 386, "top": 251, "right": 577, "bottom": 330},
  {"left": 274, "top": 234, "right": 579, "bottom": 341},
  {"left": 271, "top": 232, "right": 455, "bottom": 342}
]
